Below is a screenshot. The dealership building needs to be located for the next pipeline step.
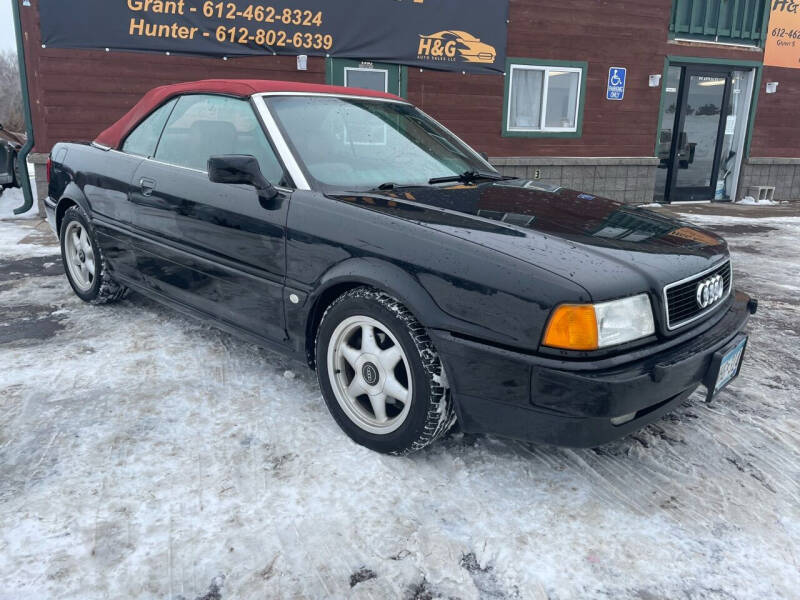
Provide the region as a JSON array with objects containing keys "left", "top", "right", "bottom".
[{"left": 13, "top": 0, "right": 800, "bottom": 208}]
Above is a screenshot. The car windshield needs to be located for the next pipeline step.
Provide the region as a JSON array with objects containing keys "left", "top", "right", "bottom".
[{"left": 265, "top": 96, "right": 492, "bottom": 191}]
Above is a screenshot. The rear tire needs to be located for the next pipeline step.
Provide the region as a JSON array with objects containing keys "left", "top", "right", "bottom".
[
  {"left": 315, "top": 287, "right": 456, "bottom": 455},
  {"left": 59, "top": 205, "right": 127, "bottom": 304}
]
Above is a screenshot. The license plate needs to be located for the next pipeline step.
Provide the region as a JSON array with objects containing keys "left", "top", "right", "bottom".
[{"left": 706, "top": 335, "right": 747, "bottom": 402}]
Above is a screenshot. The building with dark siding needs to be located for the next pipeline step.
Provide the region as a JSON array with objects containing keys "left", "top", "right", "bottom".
[{"left": 17, "top": 0, "right": 800, "bottom": 206}]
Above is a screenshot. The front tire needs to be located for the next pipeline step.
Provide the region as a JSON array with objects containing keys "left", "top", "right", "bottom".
[
  {"left": 59, "top": 205, "right": 126, "bottom": 304},
  {"left": 315, "top": 288, "right": 455, "bottom": 455}
]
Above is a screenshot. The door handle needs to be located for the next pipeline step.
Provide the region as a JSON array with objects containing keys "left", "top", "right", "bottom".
[{"left": 139, "top": 177, "right": 156, "bottom": 197}]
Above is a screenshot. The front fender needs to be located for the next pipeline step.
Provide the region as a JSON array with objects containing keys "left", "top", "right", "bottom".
[
  {"left": 315, "top": 257, "right": 447, "bottom": 325},
  {"left": 288, "top": 256, "right": 507, "bottom": 366}
]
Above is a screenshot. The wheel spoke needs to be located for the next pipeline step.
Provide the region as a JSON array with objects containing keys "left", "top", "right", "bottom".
[
  {"left": 85, "top": 256, "right": 95, "bottom": 277},
  {"left": 368, "top": 392, "right": 388, "bottom": 423},
  {"left": 360, "top": 324, "right": 380, "bottom": 355},
  {"left": 80, "top": 229, "right": 91, "bottom": 252},
  {"left": 384, "top": 375, "right": 409, "bottom": 404},
  {"left": 71, "top": 230, "right": 81, "bottom": 252},
  {"left": 346, "top": 378, "right": 365, "bottom": 400},
  {"left": 379, "top": 344, "right": 403, "bottom": 370},
  {"left": 340, "top": 343, "right": 361, "bottom": 368}
]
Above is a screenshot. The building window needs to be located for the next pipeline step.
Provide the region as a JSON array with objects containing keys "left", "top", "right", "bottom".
[
  {"left": 503, "top": 59, "right": 587, "bottom": 138},
  {"left": 326, "top": 58, "right": 407, "bottom": 98},
  {"left": 670, "top": 0, "right": 769, "bottom": 46}
]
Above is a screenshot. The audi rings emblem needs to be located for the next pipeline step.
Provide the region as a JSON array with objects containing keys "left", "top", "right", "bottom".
[{"left": 696, "top": 274, "right": 724, "bottom": 308}]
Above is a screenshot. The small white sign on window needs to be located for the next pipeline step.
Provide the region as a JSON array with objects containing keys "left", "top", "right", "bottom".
[{"left": 725, "top": 115, "right": 736, "bottom": 136}]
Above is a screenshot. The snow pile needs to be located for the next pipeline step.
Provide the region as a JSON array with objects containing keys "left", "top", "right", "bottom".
[
  {"left": 0, "top": 186, "right": 57, "bottom": 259},
  {"left": 0, "top": 187, "right": 39, "bottom": 220},
  {"left": 737, "top": 195, "right": 780, "bottom": 206},
  {"left": 0, "top": 168, "right": 39, "bottom": 220}
]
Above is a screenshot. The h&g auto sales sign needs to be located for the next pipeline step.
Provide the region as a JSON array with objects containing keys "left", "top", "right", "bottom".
[
  {"left": 765, "top": 0, "right": 800, "bottom": 68},
  {"left": 38, "top": 0, "right": 509, "bottom": 75}
]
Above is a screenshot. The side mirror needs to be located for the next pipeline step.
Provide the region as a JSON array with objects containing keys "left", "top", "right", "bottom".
[
  {"left": 208, "top": 155, "right": 279, "bottom": 203},
  {"left": 479, "top": 151, "right": 490, "bottom": 162}
]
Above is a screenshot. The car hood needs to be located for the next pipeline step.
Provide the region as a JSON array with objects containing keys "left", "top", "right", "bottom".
[{"left": 328, "top": 180, "right": 729, "bottom": 302}]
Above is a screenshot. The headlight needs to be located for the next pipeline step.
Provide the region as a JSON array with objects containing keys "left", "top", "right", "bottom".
[{"left": 543, "top": 294, "right": 655, "bottom": 351}]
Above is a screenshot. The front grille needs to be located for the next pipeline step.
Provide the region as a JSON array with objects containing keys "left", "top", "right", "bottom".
[{"left": 664, "top": 261, "right": 732, "bottom": 330}]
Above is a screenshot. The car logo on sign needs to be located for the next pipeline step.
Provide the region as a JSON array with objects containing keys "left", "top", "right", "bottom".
[
  {"left": 696, "top": 274, "right": 724, "bottom": 308},
  {"left": 417, "top": 30, "right": 497, "bottom": 64}
]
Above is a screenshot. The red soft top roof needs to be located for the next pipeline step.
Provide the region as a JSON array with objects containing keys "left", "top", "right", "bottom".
[{"left": 94, "top": 79, "right": 403, "bottom": 150}]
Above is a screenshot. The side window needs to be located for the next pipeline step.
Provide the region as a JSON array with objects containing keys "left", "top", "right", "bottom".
[
  {"left": 154, "top": 94, "right": 289, "bottom": 186},
  {"left": 121, "top": 99, "right": 177, "bottom": 157}
]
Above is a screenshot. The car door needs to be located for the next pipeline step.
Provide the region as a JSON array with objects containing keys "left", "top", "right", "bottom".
[
  {"left": 89, "top": 99, "right": 178, "bottom": 283},
  {"left": 128, "top": 94, "right": 293, "bottom": 343}
]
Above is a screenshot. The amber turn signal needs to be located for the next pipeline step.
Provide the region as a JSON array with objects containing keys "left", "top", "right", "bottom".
[{"left": 542, "top": 304, "right": 599, "bottom": 351}]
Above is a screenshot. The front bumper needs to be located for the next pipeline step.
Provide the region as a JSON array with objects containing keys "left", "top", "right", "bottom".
[{"left": 430, "top": 291, "right": 754, "bottom": 448}]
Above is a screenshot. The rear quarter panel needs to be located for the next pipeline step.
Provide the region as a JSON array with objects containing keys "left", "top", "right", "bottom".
[
  {"left": 51, "top": 144, "right": 143, "bottom": 223},
  {"left": 50, "top": 142, "right": 144, "bottom": 281}
]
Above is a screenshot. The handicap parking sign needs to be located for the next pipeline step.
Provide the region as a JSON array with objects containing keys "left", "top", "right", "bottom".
[{"left": 607, "top": 67, "right": 627, "bottom": 101}]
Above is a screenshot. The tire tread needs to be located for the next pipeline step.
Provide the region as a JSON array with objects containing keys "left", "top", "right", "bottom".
[
  {"left": 62, "top": 205, "right": 127, "bottom": 304},
  {"left": 316, "top": 287, "right": 456, "bottom": 455}
]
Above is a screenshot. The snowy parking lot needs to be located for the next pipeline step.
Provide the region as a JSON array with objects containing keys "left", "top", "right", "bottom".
[{"left": 1, "top": 189, "right": 799, "bottom": 599}]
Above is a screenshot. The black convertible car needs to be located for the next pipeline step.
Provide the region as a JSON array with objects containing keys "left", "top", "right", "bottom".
[{"left": 45, "top": 80, "right": 755, "bottom": 455}]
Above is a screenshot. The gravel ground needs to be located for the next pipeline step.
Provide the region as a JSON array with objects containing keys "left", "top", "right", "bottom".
[{"left": 1, "top": 191, "right": 799, "bottom": 599}]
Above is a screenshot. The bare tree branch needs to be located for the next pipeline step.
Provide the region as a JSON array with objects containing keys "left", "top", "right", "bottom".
[{"left": 0, "top": 51, "right": 24, "bottom": 132}]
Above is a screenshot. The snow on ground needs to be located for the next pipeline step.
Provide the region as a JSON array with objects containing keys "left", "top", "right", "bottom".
[
  {"left": 0, "top": 209, "right": 799, "bottom": 599},
  {"left": 0, "top": 171, "right": 39, "bottom": 220},
  {"left": 737, "top": 196, "right": 781, "bottom": 206},
  {"left": 0, "top": 185, "right": 52, "bottom": 260}
]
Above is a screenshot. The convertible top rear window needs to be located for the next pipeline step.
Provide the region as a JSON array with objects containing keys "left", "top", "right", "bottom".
[{"left": 121, "top": 99, "right": 176, "bottom": 158}]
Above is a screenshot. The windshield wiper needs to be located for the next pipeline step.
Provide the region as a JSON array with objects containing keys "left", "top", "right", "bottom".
[{"left": 428, "top": 170, "right": 504, "bottom": 185}]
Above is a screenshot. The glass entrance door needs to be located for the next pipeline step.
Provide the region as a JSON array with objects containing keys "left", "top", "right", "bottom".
[
  {"left": 654, "top": 66, "right": 682, "bottom": 203},
  {"left": 656, "top": 65, "right": 752, "bottom": 203},
  {"left": 670, "top": 69, "right": 732, "bottom": 201}
]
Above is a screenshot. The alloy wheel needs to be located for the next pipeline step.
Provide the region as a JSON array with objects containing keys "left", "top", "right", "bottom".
[
  {"left": 63, "top": 221, "right": 96, "bottom": 292},
  {"left": 327, "top": 315, "right": 413, "bottom": 435}
]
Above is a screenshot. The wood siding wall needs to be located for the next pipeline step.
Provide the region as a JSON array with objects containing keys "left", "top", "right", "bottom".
[
  {"left": 18, "top": 0, "right": 800, "bottom": 158},
  {"left": 749, "top": 66, "right": 798, "bottom": 158}
]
